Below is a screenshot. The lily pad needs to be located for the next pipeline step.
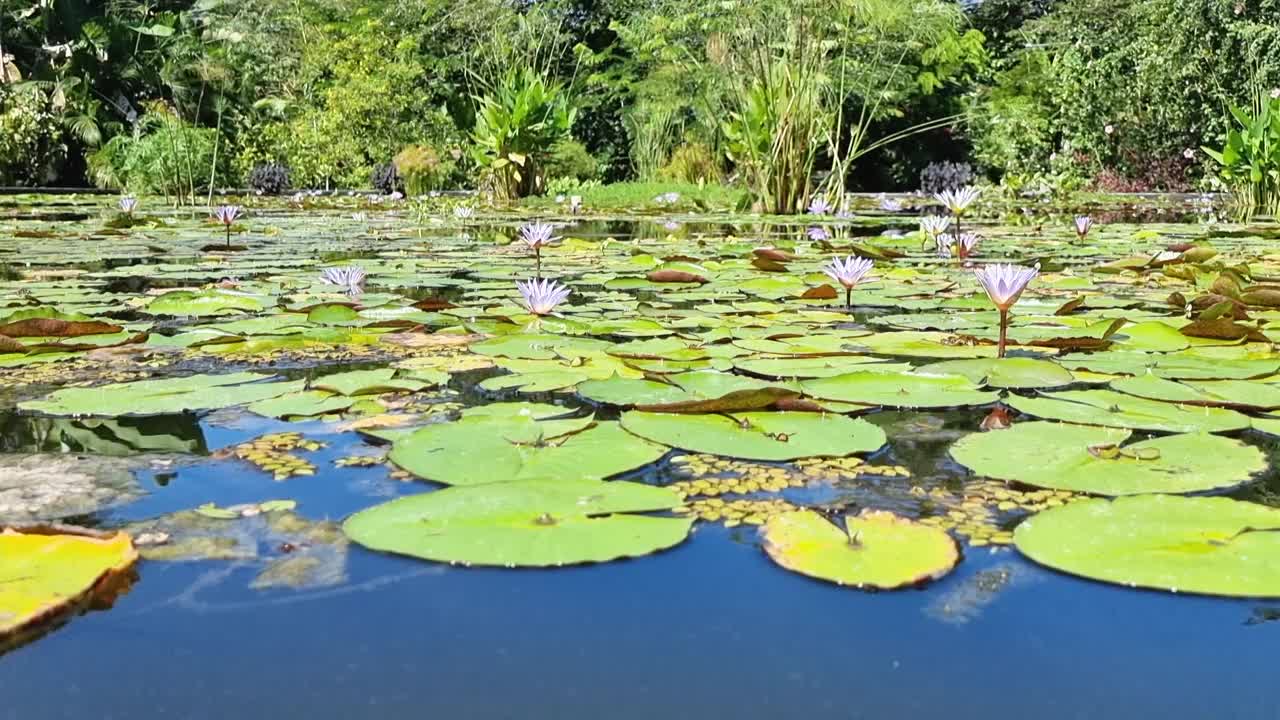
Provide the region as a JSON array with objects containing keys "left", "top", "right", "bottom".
[
  {"left": 0, "top": 528, "right": 138, "bottom": 641},
  {"left": 1014, "top": 495, "right": 1280, "bottom": 597},
  {"left": 950, "top": 422, "right": 1265, "bottom": 495},
  {"left": 20, "top": 372, "right": 305, "bottom": 417},
  {"left": 761, "top": 510, "right": 958, "bottom": 589},
  {"left": 1006, "top": 389, "right": 1252, "bottom": 433},
  {"left": 620, "top": 411, "right": 886, "bottom": 461},
  {"left": 919, "top": 358, "right": 1075, "bottom": 389},
  {"left": 802, "top": 371, "right": 1000, "bottom": 408},
  {"left": 343, "top": 479, "right": 693, "bottom": 567}
]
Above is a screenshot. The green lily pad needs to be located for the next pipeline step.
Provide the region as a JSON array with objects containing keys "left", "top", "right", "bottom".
[
  {"left": 247, "top": 391, "right": 357, "bottom": 419},
  {"left": 761, "top": 510, "right": 959, "bottom": 589},
  {"left": 918, "top": 358, "right": 1076, "bottom": 389},
  {"left": 950, "top": 422, "right": 1265, "bottom": 495},
  {"left": 1014, "top": 495, "right": 1280, "bottom": 598},
  {"left": 343, "top": 479, "right": 693, "bottom": 567},
  {"left": 802, "top": 371, "right": 1000, "bottom": 408},
  {"left": 1006, "top": 389, "right": 1252, "bottom": 433},
  {"left": 312, "top": 368, "right": 428, "bottom": 396},
  {"left": 19, "top": 372, "right": 305, "bottom": 417},
  {"left": 619, "top": 411, "right": 886, "bottom": 461},
  {"left": 1110, "top": 374, "right": 1280, "bottom": 410}
]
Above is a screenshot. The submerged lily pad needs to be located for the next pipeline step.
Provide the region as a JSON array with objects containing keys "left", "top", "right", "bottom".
[
  {"left": 0, "top": 528, "right": 137, "bottom": 642},
  {"left": 620, "top": 411, "right": 885, "bottom": 461},
  {"left": 761, "top": 509, "right": 958, "bottom": 589},
  {"left": 343, "top": 479, "right": 692, "bottom": 567},
  {"left": 1014, "top": 495, "right": 1280, "bottom": 597},
  {"left": 950, "top": 422, "right": 1265, "bottom": 495}
]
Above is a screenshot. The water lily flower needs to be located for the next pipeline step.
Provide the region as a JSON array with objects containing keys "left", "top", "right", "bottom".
[
  {"left": 118, "top": 196, "right": 138, "bottom": 215},
  {"left": 974, "top": 262, "right": 1040, "bottom": 358},
  {"left": 1074, "top": 215, "right": 1095, "bottom": 242},
  {"left": 519, "top": 221, "right": 560, "bottom": 277},
  {"left": 822, "top": 255, "right": 874, "bottom": 310},
  {"left": 654, "top": 192, "right": 680, "bottom": 205},
  {"left": 935, "top": 186, "right": 980, "bottom": 238},
  {"left": 320, "top": 266, "right": 367, "bottom": 296},
  {"left": 807, "top": 226, "right": 831, "bottom": 243},
  {"left": 807, "top": 196, "right": 834, "bottom": 215},
  {"left": 938, "top": 233, "right": 980, "bottom": 260},
  {"left": 920, "top": 215, "right": 951, "bottom": 238},
  {"left": 877, "top": 193, "right": 904, "bottom": 212},
  {"left": 569, "top": 196, "right": 583, "bottom": 214},
  {"left": 454, "top": 206, "right": 474, "bottom": 220},
  {"left": 516, "top": 278, "right": 571, "bottom": 316},
  {"left": 663, "top": 220, "right": 681, "bottom": 232},
  {"left": 212, "top": 205, "right": 242, "bottom": 247},
  {"left": 388, "top": 191, "right": 404, "bottom": 201}
]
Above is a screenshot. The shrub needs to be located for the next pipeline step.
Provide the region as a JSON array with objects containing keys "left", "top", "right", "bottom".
[
  {"left": 394, "top": 144, "right": 458, "bottom": 194},
  {"left": 470, "top": 68, "right": 576, "bottom": 201},
  {"left": 919, "top": 161, "right": 975, "bottom": 194},
  {"left": 542, "top": 139, "right": 600, "bottom": 183},
  {"left": 1203, "top": 95, "right": 1280, "bottom": 214},
  {"left": 659, "top": 142, "right": 722, "bottom": 184},
  {"left": 248, "top": 162, "right": 291, "bottom": 194},
  {"left": 372, "top": 162, "right": 402, "bottom": 194},
  {"left": 87, "top": 104, "right": 221, "bottom": 200},
  {"left": 0, "top": 86, "right": 65, "bottom": 185}
]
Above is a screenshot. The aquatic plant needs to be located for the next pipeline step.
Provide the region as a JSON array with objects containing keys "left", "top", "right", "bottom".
[
  {"left": 453, "top": 206, "right": 474, "bottom": 221},
  {"left": 821, "top": 255, "right": 874, "bottom": 309},
  {"left": 1074, "top": 215, "right": 1095, "bottom": 242},
  {"left": 320, "top": 266, "right": 367, "bottom": 296},
  {"left": 212, "top": 205, "right": 243, "bottom": 247},
  {"left": 973, "top": 262, "right": 1039, "bottom": 358},
  {"left": 519, "top": 221, "right": 559, "bottom": 277},
  {"left": 807, "top": 196, "right": 833, "bottom": 215},
  {"left": 938, "top": 233, "right": 980, "bottom": 261},
  {"left": 516, "top": 278, "right": 571, "bottom": 315},
  {"left": 118, "top": 196, "right": 138, "bottom": 215},
  {"left": 807, "top": 226, "right": 831, "bottom": 243},
  {"left": 876, "top": 194, "right": 904, "bottom": 212},
  {"left": 1202, "top": 92, "right": 1280, "bottom": 217},
  {"left": 935, "top": 185, "right": 981, "bottom": 238}
]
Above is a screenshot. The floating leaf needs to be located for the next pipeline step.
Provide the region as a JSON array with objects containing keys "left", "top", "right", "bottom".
[
  {"left": 761, "top": 510, "right": 958, "bottom": 590},
  {"left": 1014, "top": 495, "right": 1280, "bottom": 598},
  {"left": 951, "top": 422, "right": 1264, "bottom": 495},
  {"left": 1006, "top": 389, "right": 1252, "bottom": 433},
  {"left": 803, "top": 371, "right": 999, "bottom": 408},
  {"left": 20, "top": 373, "right": 305, "bottom": 417},
  {"left": 620, "top": 411, "right": 885, "bottom": 461},
  {"left": 343, "top": 479, "right": 692, "bottom": 567}
]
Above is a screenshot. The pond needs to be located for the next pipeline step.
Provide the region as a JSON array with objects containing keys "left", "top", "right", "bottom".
[{"left": 2, "top": 191, "right": 1280, "bottom": 719}]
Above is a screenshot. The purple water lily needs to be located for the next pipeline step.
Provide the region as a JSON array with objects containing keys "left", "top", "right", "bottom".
[
  {"left": 822, "top": 255, "right": 875, "bottom": 310},
  {"left": 212, "top": 205, "right": 243, "bottom": 247},
  {"left": 516, "top": 278, "right": 571, "bottom": 316},
  {"left": 118, "top": 196, "right": 138, "bottom": 215},
  {"left": 935, "top": 186, "right": 980, "bottom": 239},
  {"left": 938, "top": 233, "right": 981, "bottom": 261},
  {"left": 807, "top": 196, "right": 834, "bottom": 215},
  {"left": 320, "top": 266, "right": 367, "bottom": 296},
  {"left": 519, "top": 222, "right": 560, "bottom": 277},
  {"left": 807, "top": 226, "right": 832, "bottom": 243},
  {"left": 974, "top": 262, "right": 1040, "bottom": 358},
  {"left": 1074, "top": 215, "right": 1094, "bottom": 242}
]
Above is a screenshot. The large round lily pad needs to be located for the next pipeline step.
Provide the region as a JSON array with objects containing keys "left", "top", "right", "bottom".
[
  {"left": 1006, "top": 389, "right": 1252, "bottom": 433},
  {"left": 919, "top": 358, "right": 1075, "bottom": 389},
  {"left": 389, "top": 408, "right": 667, "bottom": 485},
  {"left": 620, "top": 410, "right": 886, "bottom": 461},
  {"left": 802, "top": 371, "right": 1000, "bottom": 408},
  {"left": 343, "top": 479, "right": 693, "bottom": 567},
  {"left": 1014, "top": 495, "right": 1280, "bottom": 597},
  {"left": 761, "top": 509, "right": 958, "bottom": 590},
  {"left": 0, "top": 528, "right": 138, "bottom": 640},
  {"left": 19, "top": 372, "right": 304, "bottom": 417},
  {"left": 950, "top": 422, "right": 1265, "bottom": 495}
]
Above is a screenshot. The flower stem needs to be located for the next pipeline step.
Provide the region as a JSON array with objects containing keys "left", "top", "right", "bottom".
[
  {"left": 535, "top": 248, "right": 542, "bottom": 280},
  {"left": 998, "top": 308, "right": 1009, "bottom": 359},
  {"left": 845, "top": 287, "right": 852, "bottom": 312},
  {"left": 225, "top": 225, "right": 231, "bottom": 248}
]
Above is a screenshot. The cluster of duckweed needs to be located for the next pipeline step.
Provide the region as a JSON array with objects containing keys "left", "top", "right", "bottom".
[
  {"left": 667, "top": 454, "right": 805, "bottom": 496},
  {"left": 197, "top": 343, "right": 389, "bottom": 365},
  {"left": 674, "top": 497, "right": 798, "bottom": 527},
  {"left": 231, "top": 432, "right": 325, "bottom": 481},
  {"left": 3, "top": 359, "right": 167, "bottom": 392},
  {"left": 334, "top": 454, "right": 385, "bottom": 468},
  {"left": 913, "top": 479, "right": 1085, "bottom": 547},
  {"left": 794, "top": 456, "right": 912, "bottom": 479}
]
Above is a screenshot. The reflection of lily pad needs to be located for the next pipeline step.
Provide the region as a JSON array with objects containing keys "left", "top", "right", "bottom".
[
  {"left": 343, "top": 479, "right": 692, "bottom": 567},
  {"left": 0, "top": 528, "right": 137, "bottom": 643},
  {"left": 803, "top": 371, "right": 999, "bottom": 408},
  {"left": 1014, "top": 495, "right": 1280, "bottom": 597},
  {"left": 761, "top": 510, "right": 958, "bottom": 590},
  {"left": 620, "top": 411, "right": 885, "bottom": 461},
  {"left": 950, "top": 422, "right": 1265, "bottom": 495},
  {"left": 1006, "top": 389, "right": 1251, "bottom": 433}
]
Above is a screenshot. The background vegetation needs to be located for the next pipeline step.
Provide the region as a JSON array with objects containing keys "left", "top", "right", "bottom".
[{"left": 1, "top": 0, "right": 1278, "bottom": 208}]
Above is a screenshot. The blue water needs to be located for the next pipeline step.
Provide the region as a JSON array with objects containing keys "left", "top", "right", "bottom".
[{"left": 3, "top": 414, "right": 1279, "bottom": 720}]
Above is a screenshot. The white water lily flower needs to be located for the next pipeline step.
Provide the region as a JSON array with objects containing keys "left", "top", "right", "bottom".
[
  {"left": 518, "top": 221, "right": 559, "bottom": 250},
  {"left": 877, "top": 193, "right": 903, "bottom": 212},
  {"left": 938, "top": 233, "right": 980, "bottom": 259},
  {"left": 935, "top": 186, "right": 981, "bottom": 215},
  {"left": 118, "top": 196, "right": 138, "bottom": 214},
  {"left": 920, "top": 215, "right": 951, "bottom": 237},
  {"left": 320, "top": 266, "right": 367, "bottom": 295},
  {"left": 516, "top": 278, "right": 571, "bottom": 315},
  {"left": 974, "top": 262, "right": 1040, "bottom": 312},
  {"left": 1074, "top": 215, "right": 1095, "bottom": 238},
  {"left": 453, "top": 206, "right": 474, "bottom": 220},
  {"left": 213, "top": 205, "right": 242, "bottom": 225},
  {"left": 569, "top": 195, "right": 583, "bottom": 214},
  {"left": 822, "top": 256, "right": 874, "bottom": 289}
]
